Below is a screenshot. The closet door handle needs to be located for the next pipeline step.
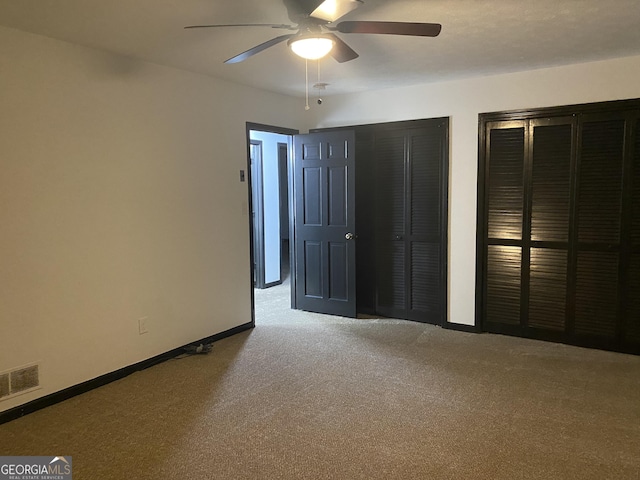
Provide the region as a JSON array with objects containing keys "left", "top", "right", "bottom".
[
  {"left": 345, "top": 232, "right": 356, "bottom": 240},
  {"left": 394, "top": 235, "right": 404, "bottom": 241}
]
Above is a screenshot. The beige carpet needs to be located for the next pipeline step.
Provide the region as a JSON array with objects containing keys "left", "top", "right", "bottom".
[{"left": 1, "top": 278, "right": 640, "bottom": 479}]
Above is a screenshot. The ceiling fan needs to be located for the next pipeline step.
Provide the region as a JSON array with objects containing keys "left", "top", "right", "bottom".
[{"left": 184, "top": 0, "right": 442, "bottom": 64}]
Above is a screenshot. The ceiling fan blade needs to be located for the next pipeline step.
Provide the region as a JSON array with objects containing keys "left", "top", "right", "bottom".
[
  {"left": 283, "top": 0, "right": 361, "bottom": 23},
  {"left": 282, "top": 0, "right": 325, "bottom": 16},
  {"left": 185, "top": 23, "right": 296, "bottom": 30},
  {"left": 335, "top": 21, "right": 442, "bottom": 37},
  {"left": 310, "top": 0, "right": 363, "bottom": 23},
  {"left": 282, "top": 0, "right": 324, "bottom": 22},
  {"left": 225, "top": 34, "right": 295, "bottom": 64},
  {"left": 327, "top": 34, "right": 359, "bottom": 63}
]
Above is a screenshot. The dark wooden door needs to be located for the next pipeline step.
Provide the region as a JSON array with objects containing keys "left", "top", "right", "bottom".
[{"left": 293, "top": 130, "right": 356, "bottom": 317}]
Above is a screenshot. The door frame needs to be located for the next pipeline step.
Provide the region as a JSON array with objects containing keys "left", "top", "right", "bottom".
[
  {"left": 246, "top": 123, "right": 299, "bottom": 326},
  {"left": 277, "top": 141, "right": 290, "bottom": 280},
  {"left": 250, "top": 139, "right": 267, "bottom": 289}
]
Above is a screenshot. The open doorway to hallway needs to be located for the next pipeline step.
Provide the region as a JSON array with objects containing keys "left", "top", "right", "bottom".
[
  {"left": 248, "top": 125, "right": 359, "bottom": 321},
  {"left": 247, "top": 124, "right": 297, "bottom": 322}
]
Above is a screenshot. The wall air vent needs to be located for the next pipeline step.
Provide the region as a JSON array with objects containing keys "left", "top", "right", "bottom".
[
  {"left": 0, "top": 363, "right": 41, "bottom": 401},
  {"left": 0, "top": 373, "right": 9, "bottom": 399}
]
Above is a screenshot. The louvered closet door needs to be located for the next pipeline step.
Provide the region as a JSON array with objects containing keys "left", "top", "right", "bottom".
[
  {"left": 484, "top": 118, "right": 575, "bottom": 336},
  {"left": 527, "top": 118, "right": 574, "bottom": 334},
  {"left": 484, "top": 121, "right": 526, "bottom": 330},
  {"left": 407, "top": 128, "right": 444, "bottom": 323},
  {"left": 375, "top": 130, "right": 407, "bottom": 319},
  {"left": 622, "top": 116, "right": 640, "bottom": 349},
  {"left": 374, "top": 125, "right": 446, "bottom": 324},
  {"left": 573, "top": 115, "right": 625, "bottom": 341},
  {"left": 482, "top": 108, "right": 640, "bottom": 353}
]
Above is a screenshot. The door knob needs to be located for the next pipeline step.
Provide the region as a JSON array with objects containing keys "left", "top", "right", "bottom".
[
  {"left": 394, "top": 235, "right": 403, "bottom": 240},
  {"left": 345, "top": 232, "right": 356, "bottom": 240}
]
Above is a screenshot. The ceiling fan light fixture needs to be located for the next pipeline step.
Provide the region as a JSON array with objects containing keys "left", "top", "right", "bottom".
[{"left": 288, "top": 35, "right": 335, "bottom": 60}]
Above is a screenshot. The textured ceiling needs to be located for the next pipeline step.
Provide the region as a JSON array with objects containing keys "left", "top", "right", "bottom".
[{"left": 1, "top": 0, "right": 640, "bottom": 97}]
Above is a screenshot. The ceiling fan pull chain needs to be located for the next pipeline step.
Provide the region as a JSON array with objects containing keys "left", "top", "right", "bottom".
[
  {"left": 305, "top": 59, "right": 310, "bottom": 111},
  {"left": 317, "top": 59, "right": 321, "bottom": 103},
  {"left": 317, "top": 59, "right": 323, "bottom": 105}
]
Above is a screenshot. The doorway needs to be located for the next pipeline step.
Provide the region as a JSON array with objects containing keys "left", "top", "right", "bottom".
[{"left": 247, "top": 123, "right": 297, "bottom": 324}]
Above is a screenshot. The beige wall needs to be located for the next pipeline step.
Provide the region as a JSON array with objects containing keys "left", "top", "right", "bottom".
[
  {"left": 310, "top": 55, "right": 640, "bottom": 326},
  {"left": 0, "top": 26, "right": 303, "bottom": 412}
]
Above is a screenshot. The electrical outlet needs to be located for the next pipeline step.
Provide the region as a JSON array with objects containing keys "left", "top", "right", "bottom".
[{"left": 138, "top": 316, "right": 149, "bottom": 335}]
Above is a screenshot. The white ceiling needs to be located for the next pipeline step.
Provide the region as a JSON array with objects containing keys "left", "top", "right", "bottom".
[{"left": 1, "top": 0, "right": 640, "bottom": 98}]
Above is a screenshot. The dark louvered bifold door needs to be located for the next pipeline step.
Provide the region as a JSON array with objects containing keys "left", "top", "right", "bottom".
[
  {"left": 408, "top": 128, "right": 444, "bottom": 322},
  {"left": 375, "top": 130, "right": 407, "bottom": 318},
  {"left": 624, "top": 118, "right": 640, "bottom": 348},
  {"left": 481, "top": 105, "right": 640, "bottom": 354},
  {"left": 573, "top": 117, "right": 625, "bottom": 342},
  {"left": 484, "top": 121, "right": 526, "bottom": 331},
  {"left": 374, "top": 123, "right": 447, "bottom": 324},
  {"left": 527, "top": 118, "right": 574, "bottom": 335}
]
